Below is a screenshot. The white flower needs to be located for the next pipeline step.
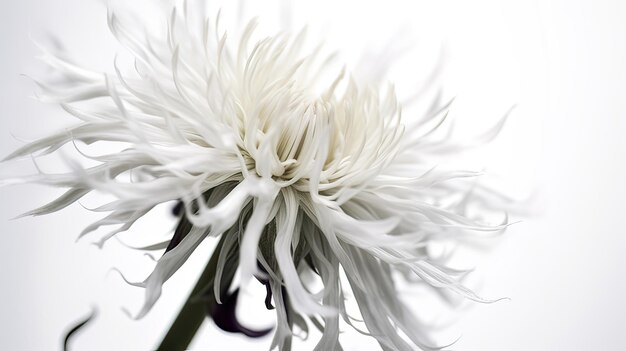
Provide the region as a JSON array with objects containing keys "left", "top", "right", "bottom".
[{"left": 3, "top": 2, "right": 510, "bottom": 350}]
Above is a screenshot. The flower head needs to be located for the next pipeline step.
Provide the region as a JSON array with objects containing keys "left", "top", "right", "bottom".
[{"left": 4, "top": 2, "right": 509, "bottom": 350}]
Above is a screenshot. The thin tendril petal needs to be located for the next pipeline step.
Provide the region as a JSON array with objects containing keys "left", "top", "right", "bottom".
[
  {"left": 257, "top": 262, "right": 275, "bottom": 310},
  {"left": 62, "top": 307, "right": 97, "bottom": 351}
]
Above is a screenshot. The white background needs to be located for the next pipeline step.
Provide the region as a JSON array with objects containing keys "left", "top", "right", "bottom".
[{"left": 1, "top": 0, "right": 625, "bottom": 350}]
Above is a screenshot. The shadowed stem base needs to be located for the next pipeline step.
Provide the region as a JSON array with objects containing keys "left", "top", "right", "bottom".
[{"left": 156, "top": 235, "right": 228, "bottom": 351}]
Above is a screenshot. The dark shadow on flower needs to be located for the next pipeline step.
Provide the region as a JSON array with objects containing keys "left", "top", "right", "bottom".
[{"left": 209, "top": 288, "right": 273, "bottom": 338}]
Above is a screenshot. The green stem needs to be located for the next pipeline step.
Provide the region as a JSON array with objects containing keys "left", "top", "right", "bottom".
[{"left": 156, "top": 236, "right": 228, "bottom": 351}]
